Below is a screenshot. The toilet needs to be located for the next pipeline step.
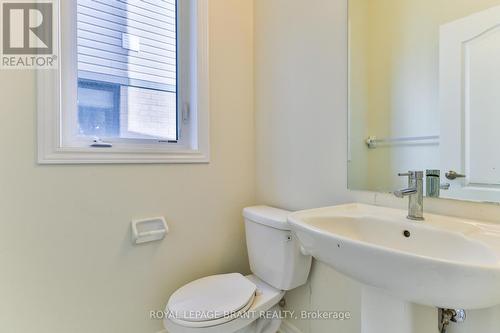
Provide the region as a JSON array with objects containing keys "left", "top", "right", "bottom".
[{"left": 163, "top": 206, "right": 312, "bottom": 333}]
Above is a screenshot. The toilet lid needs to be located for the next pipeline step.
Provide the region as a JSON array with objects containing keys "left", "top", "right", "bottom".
[{"left": 167, "top": 273, "right": 257, "bottom": 325}]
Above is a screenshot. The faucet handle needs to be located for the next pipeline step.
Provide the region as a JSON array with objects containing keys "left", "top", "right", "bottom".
[{"left": 398, "top": 171, "right": 423, "bottom": 179}]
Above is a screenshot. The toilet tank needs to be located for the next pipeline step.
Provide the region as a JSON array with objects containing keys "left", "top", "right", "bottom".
[{"left": 243, "top": 206, "right": 312, "bottom": 291}]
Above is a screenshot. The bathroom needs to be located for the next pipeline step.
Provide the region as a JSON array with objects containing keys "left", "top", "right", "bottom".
[{"left": 2, "top": 0, "right": 500, "bottom": 332}]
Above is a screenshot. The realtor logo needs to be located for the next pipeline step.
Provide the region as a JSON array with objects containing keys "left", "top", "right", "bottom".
[{"left": 0, "top": 0, "right": 58, "bottom": 69}]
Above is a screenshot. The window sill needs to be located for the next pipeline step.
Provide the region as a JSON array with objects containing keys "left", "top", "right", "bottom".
[{"left": 38, "top": 147, "right": 210, "bottom": 164}]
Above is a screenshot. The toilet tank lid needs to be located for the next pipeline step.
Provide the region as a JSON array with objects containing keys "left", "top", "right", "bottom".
[{"left": 243, "top": 206, "right": 291, "bottom": 230}]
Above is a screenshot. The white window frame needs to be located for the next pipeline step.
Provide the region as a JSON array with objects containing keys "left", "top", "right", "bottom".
[{"left": 37, "top": 0, "right": 209, "bottom": 164}]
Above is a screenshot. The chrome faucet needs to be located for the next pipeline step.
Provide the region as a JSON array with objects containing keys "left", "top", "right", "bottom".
[
  {"left": 394, "top": 171, "right": 424, "bottom": 221},
  {"left": 426, "top": 170, "right": 450, "bottom": 198}
]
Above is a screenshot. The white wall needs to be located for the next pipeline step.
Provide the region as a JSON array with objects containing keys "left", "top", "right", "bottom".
[
  {"left": 255, "top": 0, "right": 350, "bottom": 211},
  {"left": 255, "top": 1, "right": 362, "bottom": 332},
  {"left": 0, "top": 1, "right": 254, "bottom": 332},
  {"left": 255, "top": 1, "right": 500, "bottom": 333}
]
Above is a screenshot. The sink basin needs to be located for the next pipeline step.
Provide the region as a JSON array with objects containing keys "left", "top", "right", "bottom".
[{"left": 288, "top": 203, "right": 500, "bottom": 309}]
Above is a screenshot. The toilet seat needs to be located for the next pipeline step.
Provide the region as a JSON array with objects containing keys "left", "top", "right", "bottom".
[
  {"left": 167, "top": 273, "right": 257, "bottom": 328},
  {"left": 164, "top": 275, "right": 286, "bottom": 333}
]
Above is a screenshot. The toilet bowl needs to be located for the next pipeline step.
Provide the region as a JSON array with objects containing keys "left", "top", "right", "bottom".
[{"left": 163, "top": 206, "right": 312, "bottom": 333}]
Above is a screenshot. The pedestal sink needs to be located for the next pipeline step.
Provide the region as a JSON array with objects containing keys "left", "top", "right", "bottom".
[{"left": 288, "top": 203, "right": 500, "bottom": 309}]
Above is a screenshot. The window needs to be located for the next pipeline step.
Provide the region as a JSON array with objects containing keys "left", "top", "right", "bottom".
[
  {"left": 77, "top": 0, "right": 178, "bottom": 142},
  {"left": 38, "top": 0, "right": 209, "bottom": 164},
  {"left": 78, "top": 80, "right": 121, "bottom": 138}
]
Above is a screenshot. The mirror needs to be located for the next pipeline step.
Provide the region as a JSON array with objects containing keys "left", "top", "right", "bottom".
[{"left": 348, "top": 0, "right": 500, "bottom": 203}]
